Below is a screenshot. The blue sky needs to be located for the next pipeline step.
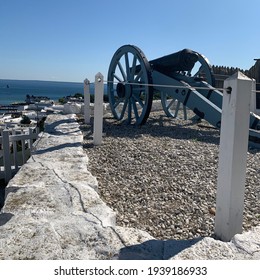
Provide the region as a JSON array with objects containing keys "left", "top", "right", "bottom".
[{"left": 0, "top": 0, "right": 259, "bottom": 82}]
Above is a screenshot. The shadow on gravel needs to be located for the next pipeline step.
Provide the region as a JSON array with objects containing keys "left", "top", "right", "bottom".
[
  {"left": 97, "top": 115, "right": 220, "bottom": 146},
  {"left": 118, "top": 237, "right": 202, "bottom": 260}
]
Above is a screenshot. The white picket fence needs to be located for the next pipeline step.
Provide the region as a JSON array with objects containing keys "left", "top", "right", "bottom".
[{"left": 0, "top": 127, "right": 39, "bottom": 182}]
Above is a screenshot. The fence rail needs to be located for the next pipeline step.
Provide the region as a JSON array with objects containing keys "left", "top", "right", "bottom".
[{"left": 0, "top": 127, "right": 39, "bottom": 182}]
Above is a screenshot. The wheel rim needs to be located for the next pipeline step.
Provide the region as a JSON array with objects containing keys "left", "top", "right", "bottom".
[
  {"left": 192, "top": 52, "right": 215, "bottom": 86},
  {"left": 107, "top": 45, "right": 153, "bottom": 125},
  {"left": 161, "top": 51, "right": 215, "bottom": 118}
]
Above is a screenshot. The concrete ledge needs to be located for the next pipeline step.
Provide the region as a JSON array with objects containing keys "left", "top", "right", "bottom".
[
  {"left": 0, "top": 114, "right": 153, "bottom": 259},
  {"left": 171, "top": 225, "right": 260, "bottom": 259}
]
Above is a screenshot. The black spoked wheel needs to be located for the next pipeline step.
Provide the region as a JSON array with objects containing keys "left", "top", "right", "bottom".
[
  {"left": 161, "top": 51, "right": 215, "bottom": 118},
  {"left": 107, "top": 45, "right": 153, "bottom": 125}
]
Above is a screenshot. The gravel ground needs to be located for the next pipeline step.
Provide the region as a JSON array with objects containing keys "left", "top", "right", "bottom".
[{"left": 79, "top": 108, "right": 260, "bottom": 240}]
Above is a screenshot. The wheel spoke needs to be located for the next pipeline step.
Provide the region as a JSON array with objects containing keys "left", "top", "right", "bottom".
[
  {"left": 167, "top": 98, "right": 175, "bottom": 110},
  {"left": 131, "top": 55, "right": 137, "bottom": 79},
  {"left": 132, "top": 98, "right": 139, "bottom": 120},
  {"left": 194, "top": 66, "right": 203, "bottom": 77},
  {"left": 174, "top": 100, "right": 181, "bottom": 117},
  {"left": 118, "top": 61, "right": 127, "bottom": 81},
  {"left": 127, "top": 99, "right": 132, "bottom": 123},
  {"left": 134, "top": 70, "right": 143, "bottom": 82},
  {"left": 125, "top": 53, "right": 130, "bottom": 79},
  {"left": 119, "top": 98, "right": 128, "bottom": 120},
  {"left": 113, "top": 73, "right": 123, "bottom": 82},
  {"left": 113, "top": 98, "right": 121, "bottom": 109},
  {"left": 132, "top": 93, "right": 144, "bottom": 108}
]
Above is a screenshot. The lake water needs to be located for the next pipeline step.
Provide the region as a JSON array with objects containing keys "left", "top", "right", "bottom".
[{"left": 0, "top": 79, "right": 96, "bottom": 105}]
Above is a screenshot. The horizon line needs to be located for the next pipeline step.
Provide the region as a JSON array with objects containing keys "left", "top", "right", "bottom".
[{"left": 0, "top": 78, "right": 84, "bottom": 83}]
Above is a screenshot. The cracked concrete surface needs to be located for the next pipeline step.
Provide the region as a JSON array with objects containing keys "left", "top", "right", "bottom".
[{"left": 0, "top": 114, "right": 259, "bottom": 260}]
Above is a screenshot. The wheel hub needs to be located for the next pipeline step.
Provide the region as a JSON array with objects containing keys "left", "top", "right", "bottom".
[{"left": 116, "top": 82, "right": 132, "bottom": 99}]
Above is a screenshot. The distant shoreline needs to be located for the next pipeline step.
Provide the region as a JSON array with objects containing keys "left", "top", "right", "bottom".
[
  {"left": 0, "top": 79, "right": 90, "bottom": 106},
  {"left": 0, "top": 78, "right": 83, "bottom": 84}
]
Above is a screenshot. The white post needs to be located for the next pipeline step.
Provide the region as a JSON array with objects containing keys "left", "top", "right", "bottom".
[
  {"left": 2, "top": 129, "right": 12, "bottom": 182},
  {"left": 29, "top": 128, "right": 34, "bottom": 151},
  {"left": 93, "top": 73, "right": 104, "bottom": 146},
  {"left": 84, "top": 78, "right": 91, "bottom": 124},
  {"left": 21, "top": 138, "right": 26, "bottom": 164},
  {"left": 12, "top": 129, "right": 18, "bottom": 172},
  {"left": 214, "top": 71, "right": 253, "bottom": 241}
]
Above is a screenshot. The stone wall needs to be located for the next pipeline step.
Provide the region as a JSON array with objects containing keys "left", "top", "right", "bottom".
[
  {"left": 0, "top": 114, "right": 154, "bottom": 259},
  {"left": 0, "top": 114, "right": 259, "bottom": 259}
]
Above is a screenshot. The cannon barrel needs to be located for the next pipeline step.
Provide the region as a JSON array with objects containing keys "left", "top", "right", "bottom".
[{"left": 149, "top": 49, "right": 199, "bottom": 75}]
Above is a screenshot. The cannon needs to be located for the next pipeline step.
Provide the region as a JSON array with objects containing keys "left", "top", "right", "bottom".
[
  {"left": 107, "top": 45, "right": 260, "bottom": 147},
  {"left": 107, "top": 45, "right": 216, "bottom": 124}
]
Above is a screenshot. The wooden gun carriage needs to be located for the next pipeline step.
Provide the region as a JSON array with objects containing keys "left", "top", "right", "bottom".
[{"left": 107, "top": 45, "right": 260, "bottom": 147}]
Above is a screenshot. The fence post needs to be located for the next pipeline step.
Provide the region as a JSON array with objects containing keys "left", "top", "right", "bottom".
[
  {"left": 29, "top": 127, "right": 34, "bottom": 151},
  {"left": 84, "top": 78, "right": 91, "bottom": 124},
  {"left": 250, "top": 79, "right": 257, "bottom": 114},
  {"left": 11, "top": 129, "right": 19, "bottom": 172},
  {"left": 93, "top": 73, "right": 104, "bottom": 146},
  {"left": 214, "top": 71, "right": 253, "bottom": 241},
  {"left": 2, "top": 129, "right": 12, "bottom": 183}
]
